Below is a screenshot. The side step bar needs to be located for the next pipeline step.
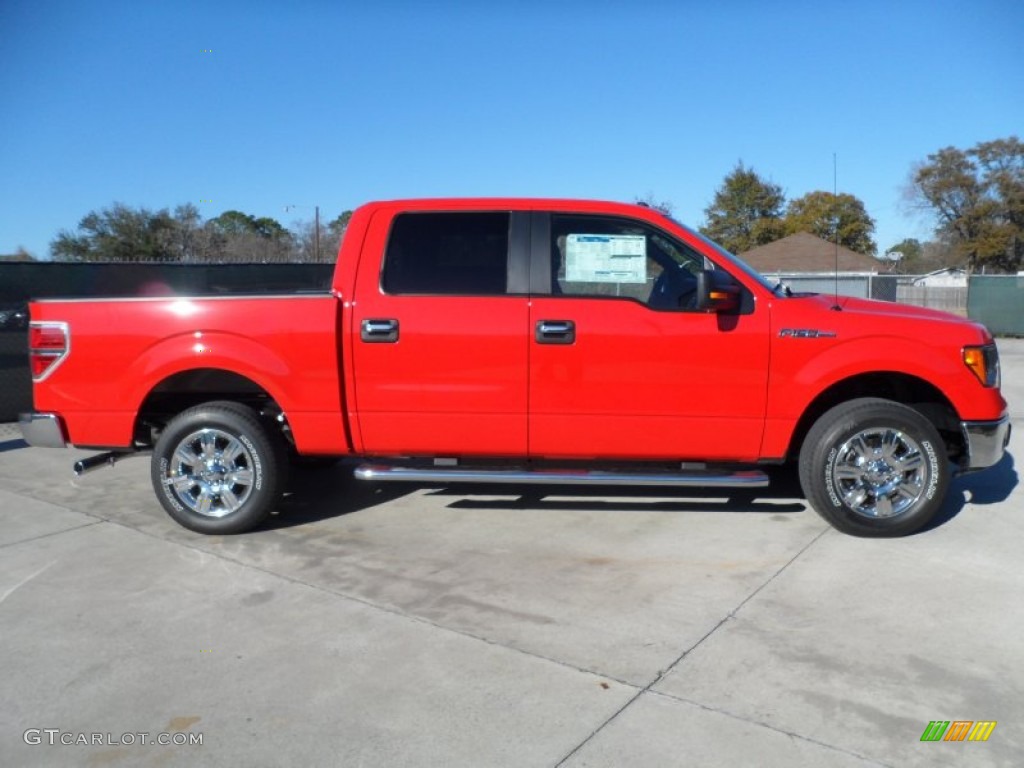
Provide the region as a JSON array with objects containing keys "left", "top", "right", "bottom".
[{"left": 354, "top": 464, "right": 769, "bottom": 488}]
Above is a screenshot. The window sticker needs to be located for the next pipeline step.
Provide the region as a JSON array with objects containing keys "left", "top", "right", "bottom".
[{"left": 565, "top": 234, "right": 647, "bottom": 283}]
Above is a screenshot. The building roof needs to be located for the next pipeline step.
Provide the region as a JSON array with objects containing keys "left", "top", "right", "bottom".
[{"left": 738, "top": 232, "right": 879, "bottom": 273}]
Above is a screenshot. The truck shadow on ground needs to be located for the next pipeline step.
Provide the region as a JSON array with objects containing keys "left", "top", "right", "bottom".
[
  {"left": 426, "top": 466, "right": 808, "bottom": 515},
  {"left": 0, "top": 437, "right": 27, "bottom": 454},
  {"left": 924, "top": 448, "right": 1018, "bottom": 532},
  {"left": 269, "top": 450, "right": 1017, "bottom": 532},
  {"left": 269, "top": 461, "right": 809, "bottom": 530}
]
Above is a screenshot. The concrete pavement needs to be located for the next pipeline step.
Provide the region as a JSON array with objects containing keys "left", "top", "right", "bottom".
[{"left": 0, "top": 340, "right": 1021, "bottom": 767}]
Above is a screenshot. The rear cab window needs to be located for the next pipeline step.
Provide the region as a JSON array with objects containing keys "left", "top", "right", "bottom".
[{"left": 382, "top": 212, "right": 510, "bottom": 295}]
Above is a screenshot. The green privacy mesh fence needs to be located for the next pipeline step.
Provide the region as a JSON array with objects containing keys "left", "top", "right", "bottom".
[{"left": 968, "top": 275, "right": 1024, "bottom": 336}]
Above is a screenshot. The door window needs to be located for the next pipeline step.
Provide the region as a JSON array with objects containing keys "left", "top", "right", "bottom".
[
  {"left": 550, "top": 215, "right": 708, "bottom": 310},
  {"left": 382, "top": 212, "right": 510, "bottom": 295}
]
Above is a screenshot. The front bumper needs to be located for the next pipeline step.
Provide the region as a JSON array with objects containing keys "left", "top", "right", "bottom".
[
  {"left": 18, "top": 412, "right": 68, "bottom": 449},
  {"left": 960, "top": 415, "right": 1011, "bottom": 471}
]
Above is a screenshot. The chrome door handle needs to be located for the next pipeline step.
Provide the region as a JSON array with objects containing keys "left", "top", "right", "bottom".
[
  {"left": 536, "top": 320, "right": 575, "bottom": 344},
  {"left": 361, "top": 318, "right": 399, "bottom": 343}
]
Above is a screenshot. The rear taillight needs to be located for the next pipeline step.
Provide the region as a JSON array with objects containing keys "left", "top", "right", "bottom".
[{"left": 29, "top": 322, "right": 70, "bottom": 381}]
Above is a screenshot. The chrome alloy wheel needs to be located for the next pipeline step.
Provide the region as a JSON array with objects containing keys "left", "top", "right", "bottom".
[
  {"left": 831, "top": 428, "right": 927, "bottom": 519},
  {"left": 162, "top": 428, "right": 255, "bottom": 518}
]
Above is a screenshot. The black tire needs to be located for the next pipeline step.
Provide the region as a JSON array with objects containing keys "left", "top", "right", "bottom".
[
  {"left": 798, "top": 398, "right": 949, "bottom": 537},
  {"left": 151, "top": 401, "right": 287, "bottom": 534}
]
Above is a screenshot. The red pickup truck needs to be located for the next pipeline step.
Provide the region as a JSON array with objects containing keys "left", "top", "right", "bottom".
[{"left": 19, "top": 199, "right": 1010, "bottom": 537}]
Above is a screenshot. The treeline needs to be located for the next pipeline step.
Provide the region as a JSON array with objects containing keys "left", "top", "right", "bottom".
[
  {"left": 45, "top": 204, "right": 352, "bottom": 263},
  {"left": 7, "top": 137, "right": 1020, "bottom": 272}
]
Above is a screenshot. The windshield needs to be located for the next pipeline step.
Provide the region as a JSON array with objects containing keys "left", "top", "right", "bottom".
[{"left": 669, "top": 218, "right": 782, "bottom": 295}]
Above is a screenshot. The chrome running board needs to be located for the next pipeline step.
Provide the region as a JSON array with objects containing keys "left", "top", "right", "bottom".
[{"left": 353, "top": 464, "right": 769, "bottom": 488}]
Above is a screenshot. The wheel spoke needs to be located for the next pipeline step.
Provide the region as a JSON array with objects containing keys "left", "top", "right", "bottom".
[
  {"left": 895, "top": 481, "right": 920, "bottom": 500},
  {"left": 228, "top": 468, "right": 254, "bottom": 487},
  {"left": 842, "top": 487, "right": 868, "bottom": 508},
  {"left": 219, "top": 487, "right": 240, "bottom": 511},
  {"left": 834, "top": 465, "right": 863, "bottom": 481},
  {"left": 879, "top": 430, "right": 901, "bottom": 459},
  {"left": 874, "top": 494, "right": 894, "bottom": 518},
  {"left": 195, "top": 489, "right": 214, "bottom": 516},
  {"left": 849, "top": 435, "right": 871, "bottom": 461},
  {"left": 199, "top": 431, "right": 218, "bottom": 460},
  {"left": 168, "top": 473, "right": 196, "bottom": 493},
  {"left": 221, "top": 440, "right": 244, "bottom": 466},
  {"left": 893, "top": 451, "right": 923, "bottom": 473},
  {"left": 174, "top": 445, "right": 197, "bottom": 468}
]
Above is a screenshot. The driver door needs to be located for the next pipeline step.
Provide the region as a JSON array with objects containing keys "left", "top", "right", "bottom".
[{"left": 528, "top": 212, "right": 770, "bottom": 461}]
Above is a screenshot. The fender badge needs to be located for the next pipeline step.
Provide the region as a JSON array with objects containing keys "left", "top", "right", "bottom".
[{"left": 779, "top": 329, "right": 837, "bottom": 338}]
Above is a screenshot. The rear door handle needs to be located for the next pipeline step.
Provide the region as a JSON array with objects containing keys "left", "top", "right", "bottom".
[
  {"left": 361, "top": 318, "right": 399, "bottom": 343},
  {"left": 536, "top": 319, "right": 575, "bottom": 344}
]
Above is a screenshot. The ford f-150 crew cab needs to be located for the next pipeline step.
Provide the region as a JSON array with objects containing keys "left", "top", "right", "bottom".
[{"left": 19, "top": 198, "right": 1010, "bottom": 537}]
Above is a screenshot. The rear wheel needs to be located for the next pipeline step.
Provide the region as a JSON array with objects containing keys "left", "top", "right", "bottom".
[
  {"left": 798, "top": 398, "right": 948, "bottom": 537},
  {"left": 151, "top": 401, "right": 286, "bottom": 534}
]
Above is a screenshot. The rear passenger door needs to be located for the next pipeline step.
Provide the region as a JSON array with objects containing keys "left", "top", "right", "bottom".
[{"left": 351, "top": 209, "right": 531, "bottom": 456}]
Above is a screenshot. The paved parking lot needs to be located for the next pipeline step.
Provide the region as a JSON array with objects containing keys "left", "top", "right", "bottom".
[{"left": 1, "top": 340, "right": 1021, "bottom": 767}]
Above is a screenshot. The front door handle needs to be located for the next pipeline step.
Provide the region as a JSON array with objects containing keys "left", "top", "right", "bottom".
[
  {"left": 361, "top": 318, "right": 399, "bottom": 343},
  {"left": 536, "top": 320, "right": 575, "bottom": 344}
]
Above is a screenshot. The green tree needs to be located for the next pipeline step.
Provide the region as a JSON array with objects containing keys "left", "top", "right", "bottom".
[
  {"left": 634, "top": 195, "right": 674, "bottom": 217},
  {"left": 208, "top": 210, "right": 285, "bottom": 238},
  {"left": 208, "top": 210, "right": 293, "bottom": 261},
  {"left": 51, "top": 203, "right": 179, "bottom": 261},
  {"left": 700, "top": 163, "right": 786, "bottom": 253},
  {"left": 784, "top": 191, "right": 877, "bottom": 255},
  {"left": 329, "top": 210, "right": 353, "bottom": 235},
  {"left": 317, "top": 210, "right": 354, "bottom": 262},
  {"left": 880, "top": 237, "right": 922, "bottom": 272},
  {"left": 909, "top": 136, "right": 1024, "bottom": 272}
]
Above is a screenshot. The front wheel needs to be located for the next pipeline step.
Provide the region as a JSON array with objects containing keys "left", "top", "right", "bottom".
[
  {"left": 798, "top": 398, "right": 949, "bottom": 537},
  {"left": 151, "top": 401, "right": 286, "bottom": 534}
]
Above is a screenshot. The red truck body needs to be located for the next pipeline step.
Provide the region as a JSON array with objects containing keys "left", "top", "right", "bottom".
[{"left": 21, "top": 198, "right": 1010, "bottom": 537}]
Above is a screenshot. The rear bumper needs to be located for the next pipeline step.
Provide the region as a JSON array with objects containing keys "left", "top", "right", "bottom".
[
  {"left": 18, "top": 412, "right": 68, "bottom": 449},
  {"left": 960, "top": 415, "right": 1011, "bottom": 471}
]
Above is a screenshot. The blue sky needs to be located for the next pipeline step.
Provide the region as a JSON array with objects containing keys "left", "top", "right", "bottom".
[{"left": 2, "top": 0, "right": 1022, "bottom": 259}]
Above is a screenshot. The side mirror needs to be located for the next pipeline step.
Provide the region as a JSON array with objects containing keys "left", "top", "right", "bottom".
[{"left": 695, "top": 269, "right": 740, "bottom": 312}]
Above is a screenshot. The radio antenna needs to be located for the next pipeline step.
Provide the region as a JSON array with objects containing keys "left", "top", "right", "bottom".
[{"left": 831, "top": 152, "right": 842, "bottom": 311}]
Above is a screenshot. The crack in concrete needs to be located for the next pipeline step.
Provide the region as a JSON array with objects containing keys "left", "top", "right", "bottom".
[
  {"left": 0, "top": 520, "right": 102, "bottom": 550},
  {"left": 648, "top": 689, "right": 895, "bottom": 768},
  {"left": 553, "top": 526, "right": 833, "bottom": 767}
]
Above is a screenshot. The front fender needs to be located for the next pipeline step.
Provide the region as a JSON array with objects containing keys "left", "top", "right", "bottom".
[{"left": 777, "top": 334, "right": 968, "bottom": 420}]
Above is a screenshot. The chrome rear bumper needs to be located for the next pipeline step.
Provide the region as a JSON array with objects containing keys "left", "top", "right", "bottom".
[
  {"left": 960, "top": 415, "right": 1011, "bottom": 471},
  {"left": 18, "top": 413, "right": 68, "bottom": 449}
]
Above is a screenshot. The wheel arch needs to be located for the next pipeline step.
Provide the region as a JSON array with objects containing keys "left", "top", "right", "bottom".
[
  {"left": 134, "top": 367, "right": 288, "bottom": 446},
  {"left": 786, "top": 372, "right": 964, "bottom": 463}
]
